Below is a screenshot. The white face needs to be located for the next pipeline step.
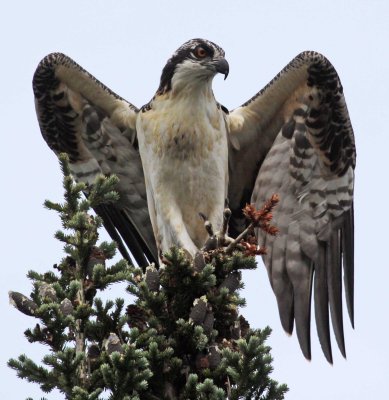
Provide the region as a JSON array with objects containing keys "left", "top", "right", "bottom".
[
  {"left": 157, "top": 39, "right": 228, "bottom": 95},
  {"left": 172, "top": 58, "right": 218, "bottom": 87}
]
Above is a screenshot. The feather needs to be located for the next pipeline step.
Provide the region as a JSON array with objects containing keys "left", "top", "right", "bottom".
[
  {"left": 228, "top": 50, "right": 355, "bottom": 361},
  {"left": 33, "top": 53, "right": 157, "bottom": 267}
]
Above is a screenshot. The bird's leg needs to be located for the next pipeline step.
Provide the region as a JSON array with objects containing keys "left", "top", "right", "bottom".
[
  {"left": 156, "top": 204, "right": 199, "bottom": 260},
  {"left": 220, "top": 207, "right": 231, "bottom": 239},
  {"left": 199, "top": 212, "right": 217, "bottom": 251}
]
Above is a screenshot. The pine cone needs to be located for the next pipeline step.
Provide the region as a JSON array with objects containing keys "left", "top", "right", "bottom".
[
  {"left": 145, "top": 265, "right": 160, "bottom": 291},
  {"left": 9, "top": 291, "right": 38, "bottom": 316}
]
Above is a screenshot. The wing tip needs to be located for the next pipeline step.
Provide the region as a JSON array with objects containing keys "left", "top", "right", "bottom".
[
  {"left": 296, "top": 325, "right": 312, "bottom": 362},
  {"left": 280, "top": 311, "right": 294, "bottom": 336},
  {"left": 301, "top": 345, "right": 312, "bottom": 362},
  {"left": 320, "top": 342, "right": 333, "bottom": 364},
  {"left": 340, "top": 347, "right": 347, "bottom": 359}
]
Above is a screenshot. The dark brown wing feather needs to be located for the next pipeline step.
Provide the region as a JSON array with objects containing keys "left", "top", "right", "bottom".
[
  {"left": 228, "top": 51, "right": 355, "bottom": 362},
  {"left": 33, "top": 53, "right": 157, "bottom": 266}
]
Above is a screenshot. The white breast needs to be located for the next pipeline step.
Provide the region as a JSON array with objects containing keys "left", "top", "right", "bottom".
[{"left": 136, "top": 91, "right": 229, "bottom": 256}]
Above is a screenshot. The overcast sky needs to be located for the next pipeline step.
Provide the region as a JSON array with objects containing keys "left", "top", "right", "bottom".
[{"left": 1, "top": 1, "right": 388, "bottom": 399}]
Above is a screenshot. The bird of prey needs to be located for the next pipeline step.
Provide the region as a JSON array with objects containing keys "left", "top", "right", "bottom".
[{"left": 33, "top": 38, "right": 355, "bottom": 363}]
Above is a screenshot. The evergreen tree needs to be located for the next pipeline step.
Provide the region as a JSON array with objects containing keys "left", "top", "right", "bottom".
[{"left": 9, "top": 154, "right": 288, "bottom": 400}]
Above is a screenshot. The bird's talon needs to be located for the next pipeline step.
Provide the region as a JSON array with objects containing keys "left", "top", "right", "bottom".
[
  {"left": 201, "top": 207, "right": 235, "bottom": 251},
  {"left": 222, "top": 208, "right": 231, "bottom": 236}
]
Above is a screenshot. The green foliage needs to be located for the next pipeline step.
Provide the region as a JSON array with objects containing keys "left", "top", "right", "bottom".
[{"left": 9, "top": 154, "right": 287, "bottom": 399}]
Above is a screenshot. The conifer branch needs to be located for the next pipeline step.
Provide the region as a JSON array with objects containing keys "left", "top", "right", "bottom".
[{"left": 9, "top": 154, "right": 287, "bottom": 399}]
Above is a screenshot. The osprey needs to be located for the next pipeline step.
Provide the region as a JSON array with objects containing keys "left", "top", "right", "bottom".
[{"left": 33, "top": 39, "right": 356, "bottom": 363}]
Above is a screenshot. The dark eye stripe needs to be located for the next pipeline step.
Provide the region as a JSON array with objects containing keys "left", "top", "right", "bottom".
[{"left": 195, "top": 43, "right": 214, "bottom": 57}]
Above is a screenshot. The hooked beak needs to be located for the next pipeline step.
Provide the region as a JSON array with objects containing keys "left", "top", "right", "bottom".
[{"left": 215, "top": 58, "right": 229, "bottom": 80}]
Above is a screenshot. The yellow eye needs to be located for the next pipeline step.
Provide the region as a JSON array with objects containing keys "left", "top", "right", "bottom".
[{"left": 194, "top": 46, "right": 207, "bottom": 58}]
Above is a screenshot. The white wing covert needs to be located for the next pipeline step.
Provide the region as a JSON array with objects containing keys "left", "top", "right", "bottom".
[{"left": 228, "top": 51, "right": 355, "bottom": 363}]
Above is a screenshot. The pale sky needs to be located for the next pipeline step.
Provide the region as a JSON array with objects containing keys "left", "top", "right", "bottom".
[{"left": 1, "top": 1, "right": 388, "bottom": 399}]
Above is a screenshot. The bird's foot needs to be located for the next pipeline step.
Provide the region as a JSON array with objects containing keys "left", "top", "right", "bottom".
[
  {"left": 199, "top": 195, "right": 280, "bottom": 258},
  {"left": 199, "top": 207, "right": 259, "bottom": 257},
  {"left": 200, "top": 208, "right": 234, "bottom": 252}
]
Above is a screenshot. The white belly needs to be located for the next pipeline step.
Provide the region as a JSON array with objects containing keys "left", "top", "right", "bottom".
[{"left": 137, "top": 98, "right": 228, "bottom": 255}]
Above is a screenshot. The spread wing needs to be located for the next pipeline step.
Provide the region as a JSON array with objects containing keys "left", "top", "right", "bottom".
[
  {"left": 228, "top": 51, "right": 355, "bottom": 363},
  {"left": 33, "top": 53, "right": 158, "bottom": 266}
]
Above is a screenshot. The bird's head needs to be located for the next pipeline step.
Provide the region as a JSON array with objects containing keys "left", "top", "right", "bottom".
[{"left": 157, "top": 38, "right": 229, "bottom": 95}]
